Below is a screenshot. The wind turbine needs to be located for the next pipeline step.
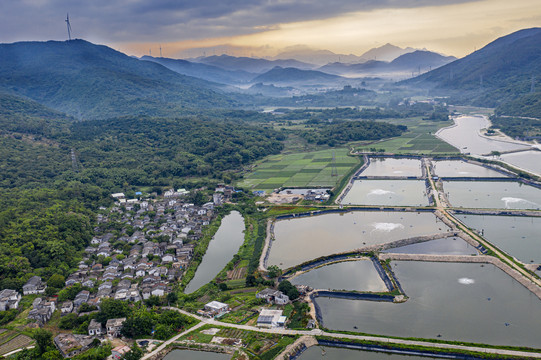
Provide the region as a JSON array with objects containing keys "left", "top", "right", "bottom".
[{"left": 65, "top": 13, "right": 72, "bottom": 41}]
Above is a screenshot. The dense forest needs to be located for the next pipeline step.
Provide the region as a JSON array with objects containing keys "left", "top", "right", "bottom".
[
  {"left": 301, "top": 120, "right": 407, "bottom": 146},
  {"left": 0, "top": 184, "right": 105, "bottom": 291},
  {"left": 490, "top": 116, "right": 541, "bottom": 139}
]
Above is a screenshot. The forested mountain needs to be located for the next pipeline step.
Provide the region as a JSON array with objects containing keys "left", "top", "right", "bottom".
[
  {"left": 192, "top": 54, "right": 316, "bottom": 73},
  {"left": 0, "top": 40, "right": 237, "bottom": 119},
  {"left": 389, "top": 51, "right": 456, "bottom": 71},
  {"left": 318, "top": 51, "right": 454, "bottom": 76},
  {"left": 402, "top": 28, "right": 541, "bottom": 114},
  {"left": 141, "top": 55, "right": 255, "bottom": 85},
  {"left": 252, "top": 66, "right": 346, "bottom": 85}
]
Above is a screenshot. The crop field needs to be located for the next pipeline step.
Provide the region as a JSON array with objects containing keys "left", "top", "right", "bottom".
[
  {"left": 238, "top": 148, "right": 360, "bottom": 192},
  {"left": 0, "top": 332, "right": 33, "bottom": 356},
  {"left": 355, "top": 118, "right": 459, "bottom": 154}
]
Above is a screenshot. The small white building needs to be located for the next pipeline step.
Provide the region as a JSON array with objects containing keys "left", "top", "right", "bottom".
[
  {"left": 203, "top": 301, "right": 229, "bottom": 317},
  {"left": 257, "top": 309, "right": 286, "bottom": 328}
]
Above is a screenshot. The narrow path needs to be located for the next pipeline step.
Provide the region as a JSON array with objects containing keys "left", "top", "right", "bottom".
[
  {"left": 143, "top": 307, "right": 541, "bottom": 359},
  {"left": 141, "top": 321, "right": 206, "bottom": 360}
]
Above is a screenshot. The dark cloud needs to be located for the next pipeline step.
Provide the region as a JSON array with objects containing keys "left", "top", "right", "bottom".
[{"left": 0, "top": 0, "right": 478, "bottom": 44}]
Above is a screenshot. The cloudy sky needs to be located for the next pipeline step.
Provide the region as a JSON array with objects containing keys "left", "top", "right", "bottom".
[{"left": 1, "top": 0, "right": 540, "bottom": 58}]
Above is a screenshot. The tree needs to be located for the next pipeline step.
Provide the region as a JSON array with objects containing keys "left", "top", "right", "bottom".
[
  {"left": 122, "top": 343, "right": 143, "bottom": 360},
  {"left": 96, "top": 299, "right": 131, "bottom": 324},
  {"left": 278, "top": 280, "right": 299, "bottom": 300},
  {"left": 32, "top": 328, "right": 53, "bottom": 355},
  {"left": 267, "top": 265, "right": 282, "bottom": 278},
  {"left": 47, "top": 274, "right": 65, "bottom": 289},
  {"left": 246, "top": 275, "right": 257, "bottom": 287},
  {"left": 167, "top": 291, "right": 178, "bottom": 305}
]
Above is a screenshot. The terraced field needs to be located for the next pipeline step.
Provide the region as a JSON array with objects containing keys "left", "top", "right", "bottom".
[
  {"left": 0, "top": 330, "right": 33, "bottom": 356},
  {"left": 238, "top": 148, "right": 360, "bottom": 192}
]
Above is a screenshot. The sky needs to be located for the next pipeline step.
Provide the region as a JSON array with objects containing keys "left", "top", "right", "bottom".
[{"left": 1, "top": 0, "right": 540, "bottom": 59}]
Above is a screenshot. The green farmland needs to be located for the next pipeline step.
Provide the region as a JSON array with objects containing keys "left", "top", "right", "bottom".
[
  {"left": 355, "top": 117, "right": 459, "bottom": 154},
  {"left": 238, "top": 148, "right": 360, "bottom": 192}
]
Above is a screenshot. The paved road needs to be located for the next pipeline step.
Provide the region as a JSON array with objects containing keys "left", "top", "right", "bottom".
[{"left": 143, "top": 307, "right": 541, "bottom": 359}]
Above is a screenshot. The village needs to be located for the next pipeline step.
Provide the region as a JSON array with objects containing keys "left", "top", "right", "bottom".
[{"left": 0, "top": 184, "right": 314, "bottom": 359}]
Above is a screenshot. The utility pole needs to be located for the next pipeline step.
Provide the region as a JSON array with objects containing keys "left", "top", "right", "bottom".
[{"left": 65, "top": 13, "right": 72, "bottom": 41}]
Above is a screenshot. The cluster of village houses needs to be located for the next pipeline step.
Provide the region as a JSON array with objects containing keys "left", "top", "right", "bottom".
[
  {"left": 0, "top": 185, "right": 316, "bottom": 357},
  {"left": 0, "top": 187, "right": 234, "bottom": 357}
]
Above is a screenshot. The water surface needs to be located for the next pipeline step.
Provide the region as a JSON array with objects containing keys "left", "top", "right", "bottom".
[
  {"left": 342, "top": 180, "right": 428, "bottom": 206},
  {"left": 437, "top": 116, "right": 528, "bottom": 156},
  {"left": 163, "top": 349, "right": 231, "bottom": 360},
  {"left": 298, "top": 346, "right": 440, "bottom": 360},
  {"left": 432, "top": 160, "right": 507, "bottom": 178},
  {"left": 443, "top": 181, "right": 541, "bottom": 209},
  {"left": 290, "top": 260, "right": 387, "bottom": 292},
  {"left": 269, "top": 211, "right": 450, "bottom": 268},
  {"left": 185, "top": 211, "right": 245, "bottom": 293},
  {"left": 383, "top": 237, "right": 477, "bottom": 255},
  {"left": 456, "top": 214, "right": 541, "bottom": 263},
  {"left": 315, "top": 261, "right": 541, "bottom": 347},
  {"left": 361, "top": 158, "right": 422, "bottom": 177},
  {"left": 500, "top": 150, "right": 541, "bottom": 177}
]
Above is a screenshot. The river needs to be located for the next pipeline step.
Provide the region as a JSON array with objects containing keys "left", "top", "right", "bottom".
[
  {"left": 436, "top": 115, "right": 541, "bottom": 176},
  {"left": 184, "top": 211, "right": 245, "bottom": 294}
]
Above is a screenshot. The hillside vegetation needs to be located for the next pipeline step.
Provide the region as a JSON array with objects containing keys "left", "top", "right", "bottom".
[
  {"left": 0, "top": 40, "right": 236, "bottom": 119},
  {"left": 402, "top": 28, "right": 541, "bottom": 117}
]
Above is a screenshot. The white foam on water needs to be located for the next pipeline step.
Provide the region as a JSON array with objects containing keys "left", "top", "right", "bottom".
[
  {"left": 369, "top": 189, "right": 395, "bottom": 196},
  {"left": 458, "top": 277, "right": 475, "bottom": 285},
  {"left": 501, "top": 197, "right": 539, "bottom": 208},
  {"left": 372, "top": 222, "right": 404, "bottom": 232}
]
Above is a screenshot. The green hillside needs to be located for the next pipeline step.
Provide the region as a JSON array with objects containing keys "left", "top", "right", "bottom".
[{"left": 0, "top": 40, "right": 237, "bottom": 119}]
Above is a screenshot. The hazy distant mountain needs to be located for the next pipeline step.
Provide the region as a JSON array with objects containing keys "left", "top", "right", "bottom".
[
  {"left": 192, "top": 54, "right": 316, "bottom": 73},
  {"left": 0, "top": 39, "right": 234, "bottom": 119},
  {"left": 318, "top": 51, "right": 454, "bottom": 76},
  {"left": 360, "top": 43, "right": 416, "bottom": 62},
  {"left": 389, "top": 51, "right": 456, "bottom": 71},
  {"left": 141, "top": 55, "right": 255, "bottom": 85},
  {"left": 245, "top": 83, "right": 297, "bottom": 97},
  {"left": 272, "top": 47, "right": 365, "bottom": 65},
  {"left": 251, "top": 66, "right": 345, "bottom": 85},
  {"left": 403, "top": 28, "right": 541, "bottom": 111}
]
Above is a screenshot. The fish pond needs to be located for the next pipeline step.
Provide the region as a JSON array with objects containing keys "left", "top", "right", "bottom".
[
  {"left": 443, "top": 181, "right": 541, "bottom": 210},
  {"left": 456, "top": 214, "right": 541, "bottom": 263},
  {"left": 341, "top": 180, "right": 428, "bottom": 206},
  {"left": 163, "top": 349, "right": 231, "bottom": 360},
  {"left": 315, "top": 261, "right": 541, "bottom": 347},
  {"left": 361, "top": 158, "right": 423, "bottom": 177},
  {"left": 268, "top": 211, "right": 450, "bottom": 269},
  {"left": 432, "top": 160, "right": 508, "bottom": 178},
  {"left": 289, "top": 260, "right": 387, "bottom": 292}
]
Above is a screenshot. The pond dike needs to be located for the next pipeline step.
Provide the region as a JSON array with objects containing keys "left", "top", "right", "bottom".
[{"left": 315, "top": 339, "right": 488, "bottom": 360}]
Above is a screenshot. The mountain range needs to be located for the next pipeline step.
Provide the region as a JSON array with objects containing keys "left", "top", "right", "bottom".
[
  {"left": 0, "top": 39, "right": 235, "bottom": 119},
  {"left": 403, "top": 27, "right": 541, "bottom": 112},
  {"left": 319, "top": 50, "right": 456, "bottom": 76}
]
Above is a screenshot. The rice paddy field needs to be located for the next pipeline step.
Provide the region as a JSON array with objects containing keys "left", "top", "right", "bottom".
[
  {"left": 238, "top": 148, "right": 360, "bottom": 192},
  {"left": 355, "top": 118, "right": 459, "bottom": 154}
]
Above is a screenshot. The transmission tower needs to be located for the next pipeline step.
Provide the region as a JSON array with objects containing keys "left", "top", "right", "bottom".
[
  {"left": 65, "top": 13, "right": 72, "bottom": 41},
  {"left": 159, "top": 44, "right": 162, "bottom": 57},
  {"left": 331, "top": 150, "right": 338, "bottom": 177}
]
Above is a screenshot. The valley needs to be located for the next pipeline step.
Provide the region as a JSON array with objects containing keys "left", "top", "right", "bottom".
[{"left": 0, "top": 20, "right": 540, "bottom": 360}]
